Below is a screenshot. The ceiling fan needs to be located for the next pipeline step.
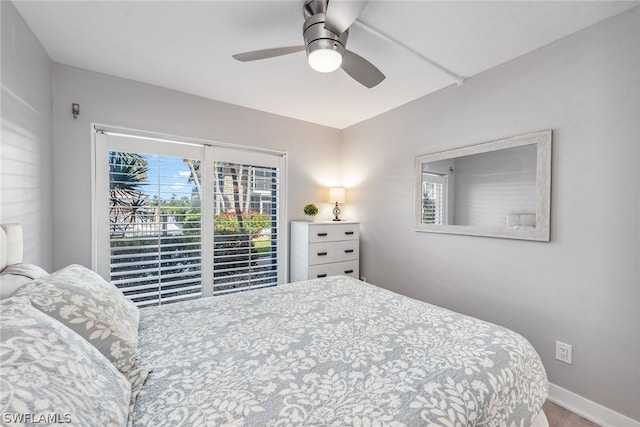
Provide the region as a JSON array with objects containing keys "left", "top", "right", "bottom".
[{"left": 232, "top": 0, "right": 385, "bottom": 88}]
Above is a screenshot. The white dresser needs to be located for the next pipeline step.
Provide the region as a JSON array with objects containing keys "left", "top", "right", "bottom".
[{"left": 290, "top": 221, "right": 360, "bottom": 282}]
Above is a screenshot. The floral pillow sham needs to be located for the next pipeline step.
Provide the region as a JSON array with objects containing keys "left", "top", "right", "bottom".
[
  {"left": 0, "top": 297, "right": 131, "bottom": 426},
  {"left": 14, "top": 264, "right": 145, "bottom": 383}
]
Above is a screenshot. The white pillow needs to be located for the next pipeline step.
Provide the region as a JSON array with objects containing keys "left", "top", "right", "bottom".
[
  {"left": 0, "top": 274, "right": 33, "bottom": 299},
  {"left": 0, "top": 263, "right": 49, "bottom": 299},
  {"left": 1, "top": 262, "right": 48, "bottom": 279}
]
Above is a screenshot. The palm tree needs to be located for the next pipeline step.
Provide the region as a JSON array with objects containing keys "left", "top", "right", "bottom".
[
  {"left": 109, "top": 152, "right": 150, "bottom": 233},
  {"left": 183, "top": 159, "right": 201, "bottom": 204}
]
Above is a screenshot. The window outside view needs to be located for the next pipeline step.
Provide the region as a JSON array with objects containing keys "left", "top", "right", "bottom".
[
  {"left": 421, "top": 175, "right": 446, "bottom": 225},
  {"left": 108, "top": 151, "right": 279, "bottom": 307}
]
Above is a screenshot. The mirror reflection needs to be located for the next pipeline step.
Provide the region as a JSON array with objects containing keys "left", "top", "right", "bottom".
[{"left": 415, "top": 130, "right": 551, "bottom": 241}]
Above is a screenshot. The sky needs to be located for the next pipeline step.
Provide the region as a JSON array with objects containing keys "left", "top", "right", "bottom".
[{"left": 140, "top": 154, "right": 195, "bottom": 201}]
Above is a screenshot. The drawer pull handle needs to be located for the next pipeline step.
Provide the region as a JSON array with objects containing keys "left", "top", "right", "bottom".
[
  {"left": 344, "top": 269, "right": 354, "bottom": 274},
  {"left": 317, "top": 274, "right": 327, "bottom": 278},
  {"left": 317, "top": 233, "right": 328, "bottom": 237},
  {"left": 317, "top": 252, "right": 328, "bottom": 256},
  {"left": 345, "top": 231, "right": 354, "bottom": 235},
  {"left": 344, "top": 249, "right": 354, "bottom": 253}
]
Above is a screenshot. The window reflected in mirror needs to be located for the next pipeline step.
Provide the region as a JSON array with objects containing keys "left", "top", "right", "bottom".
[{"left": 421, "top": 171, "right": 447, "bottom": 225}]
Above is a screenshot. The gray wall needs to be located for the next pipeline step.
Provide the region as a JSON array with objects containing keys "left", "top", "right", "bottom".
[
  {"left": 51, "top": 64, "right": 341, "bottom": 270},
  {"left": 341, "top": 7, "right": 640, "bottom": 421},
  {"left": 0, "top": 1, "right": 53, "bottom": 270},
  {"left": 453, "top": 145, "right": 537, "bottom": 228}
]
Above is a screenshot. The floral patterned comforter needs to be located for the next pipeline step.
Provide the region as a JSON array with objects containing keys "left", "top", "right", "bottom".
[{"left": 133, "top": 276, "right": 547, "bottom": 426}]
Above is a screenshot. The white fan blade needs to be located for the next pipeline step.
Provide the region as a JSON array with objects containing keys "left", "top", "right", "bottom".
[{"left": 325, "top": 0, "right": 369, "bottom": 35}]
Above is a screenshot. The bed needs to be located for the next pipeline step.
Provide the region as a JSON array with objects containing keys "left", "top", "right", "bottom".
[{"left": 1, "top": 223, "right": 549, "bottom": 426}]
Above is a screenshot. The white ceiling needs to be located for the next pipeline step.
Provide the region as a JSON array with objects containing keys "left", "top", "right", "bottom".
[{"left": 13, "top": 1, "right": 639, "bottom": 129}]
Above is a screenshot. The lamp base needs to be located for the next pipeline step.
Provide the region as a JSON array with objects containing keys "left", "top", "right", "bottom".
[{"left": 332, "top": 202, "right": 342, "bottom": 221}]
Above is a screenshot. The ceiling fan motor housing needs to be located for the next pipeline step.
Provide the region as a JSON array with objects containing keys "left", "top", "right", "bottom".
[{"left": 303, "top": 13, "right": 348, "bottom": 67}]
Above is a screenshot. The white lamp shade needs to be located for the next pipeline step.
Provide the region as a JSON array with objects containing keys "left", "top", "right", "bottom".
[
  {"left": 308, "top": 49, "right": 342, "bottom": 73},
  {"left": 329, "top": 187, "right": 346, "bottom": 203}
]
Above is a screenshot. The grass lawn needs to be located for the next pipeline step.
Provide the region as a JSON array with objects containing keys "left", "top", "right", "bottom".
[{"left": 254, "top": 239, "right": 271, "bottom": 255}]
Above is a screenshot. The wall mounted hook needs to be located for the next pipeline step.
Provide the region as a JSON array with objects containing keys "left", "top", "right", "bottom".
[{"left": 72, "top": 103, "right": 80, "bottom": 119}]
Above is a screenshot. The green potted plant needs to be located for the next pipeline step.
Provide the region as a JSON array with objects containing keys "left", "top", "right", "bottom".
[{"left": 303, "top": 203, "right": 319, "bottom": 221}]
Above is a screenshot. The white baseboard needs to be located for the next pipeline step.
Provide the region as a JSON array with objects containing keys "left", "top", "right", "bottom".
[{"left": 548, "top": 383, "right": 640, "bottom": 427}]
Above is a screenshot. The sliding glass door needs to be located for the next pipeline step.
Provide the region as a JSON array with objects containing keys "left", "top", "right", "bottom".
[
  {"left": 94, "top": 131, "right": 286, "bottom": 307},
  {"left": 208, "top": 147, "right": 282, "bottom": 296}
]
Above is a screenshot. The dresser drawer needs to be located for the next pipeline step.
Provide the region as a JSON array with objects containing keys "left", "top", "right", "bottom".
[
  {"left": 308, "top": 260, "right": 359, "bottom": 280},
  {"left": 290, "top": 221, "right": 360, "bottom": 283},
  {"left": 308, "top": 223, "right": 359, "bottom": 243},
  {"left": 308, "top": 241, "right": 359, "bottom": 265}
]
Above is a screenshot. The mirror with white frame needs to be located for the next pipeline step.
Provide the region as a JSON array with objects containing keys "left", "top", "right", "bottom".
[{"left": 415, "top": 130, "right": 552, "bottom": 241}]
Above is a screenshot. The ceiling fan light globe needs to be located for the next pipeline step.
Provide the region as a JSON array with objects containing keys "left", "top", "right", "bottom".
[{"left": 308, "top": 48, "right": 343, "bottom": 73}]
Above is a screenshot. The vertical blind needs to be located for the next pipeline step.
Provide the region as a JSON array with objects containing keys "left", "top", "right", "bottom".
[{"left": 95, "top": 131, "right": 286, "bottom": 307}]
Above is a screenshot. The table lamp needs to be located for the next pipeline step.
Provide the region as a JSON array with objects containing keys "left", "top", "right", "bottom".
[{"left": 329, "top": 187, "right": 346, "bottom": 221}]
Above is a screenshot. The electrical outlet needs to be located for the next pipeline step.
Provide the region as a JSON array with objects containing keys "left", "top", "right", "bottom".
[{"left": 555, "top": 341, "right": 573, "bottom": 364}]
